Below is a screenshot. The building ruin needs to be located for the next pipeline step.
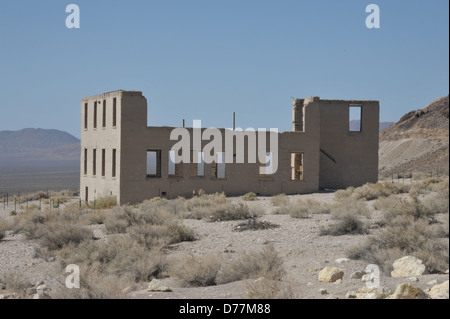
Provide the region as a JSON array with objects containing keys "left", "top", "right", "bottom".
[{"left": 80, "top": 90, "right": 379, "bottom": 205}]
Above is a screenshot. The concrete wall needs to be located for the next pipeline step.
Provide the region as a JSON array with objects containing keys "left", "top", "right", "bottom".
[
  {"left": 80, "top": 90, "right": 379, "bottom": 205},
  {"left": 318, "top": 99, "right": 379, "bottom": 189}
]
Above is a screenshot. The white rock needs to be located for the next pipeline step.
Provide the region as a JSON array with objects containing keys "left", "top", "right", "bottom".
[
  {"left": 318, "top": 267, "right": 344, "bottom": 283},
  {"left": 427, "top": 280, "right": 449, "bottom": 299},
  {"left": 356, "top": 287, "right": 392, "bottom": 299},
  {"left": 409, "top": 277, "right": 419, "bottom": 282},
  {"left": 335, "top": 258, "right": 351, "bottom": 264},
  {"left": 391, "top": 256, "right": 426, "bottom": 278},
  {"left": 427, "top": 280, "right": 438, "bottom": 286},
  {"left": 147, "top": 279, "right": 172, "bottom": 292}
]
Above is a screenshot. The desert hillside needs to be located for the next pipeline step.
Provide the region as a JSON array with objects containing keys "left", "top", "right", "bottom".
[{"left": 379, "top": 96, "right": 449, "bottom": 177}]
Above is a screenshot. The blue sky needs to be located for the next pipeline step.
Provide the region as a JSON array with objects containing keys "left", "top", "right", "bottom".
[{"left": 0, "top": 0, "right": 448, "bottom": 139}]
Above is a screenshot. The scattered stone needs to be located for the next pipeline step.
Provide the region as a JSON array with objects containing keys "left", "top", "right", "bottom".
[
  {"left": 391, "top": 256, "right": 426, "bottom": 278},
  {"left": 122, "top": 287, "right": 132, "bottom": 295},
  {"left": 147, "top": 279, "right": 172, "bottom": 292},
  {"left": 318, "top": 267, "right": 344, "bottom": 283},
  {"left": 307, "top": 282, "right": 314, "bottom": 287},
  {"left": 427, "top": 280, "right": 449, "bottom": 299},
  {"left": 387, "top": 283, "right": 426, "bottom": 299},
  {"left": 26, "top": 287, "right": 37, "bottom": 296},
  {"left": 346, "top": 291, "right": 357, "bottom": 299},
  {"left": 35, "top": 281, "right": 45, "bottom": 287},
  {"left": 33, "top": 292, "right": 52, "bottom": 300},
  {"left": 0, "top": 293, "right": 19, "bottom": 299},
  {"left": 356, "top": 287, "right": 392, "bottom": 299},
  {"left": 308, "top": 268, "right": 320, "bottom": 273},
  {"left": 350, "top": 271, "right": 366, "bottom": 280},
  {"left": 409, "top": 277, "right": 419, "bottom": 282},
  {"left": 427, "top": 280, "right": 438, "bottom": 286},
  {"left": 445, "top": 270, "right": 449, "bottom": 274},
  {"left": 320, "top": 289, "right": 328, "bottom": 295},
  {"left": 334, "top": 279, "right": 342, "bottom": 285},
  {"left": 335, "top": 258, "right": 350, "bottom": 264}
]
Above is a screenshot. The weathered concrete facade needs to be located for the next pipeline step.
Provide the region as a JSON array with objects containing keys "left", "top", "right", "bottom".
[{"left": 80, "top": 91, "right": 379, "bottom": 205}]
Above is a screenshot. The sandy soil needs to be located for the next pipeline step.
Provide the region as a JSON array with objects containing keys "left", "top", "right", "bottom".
[{"left": 0, "top": 192, "right": 448, "bottom": 299}]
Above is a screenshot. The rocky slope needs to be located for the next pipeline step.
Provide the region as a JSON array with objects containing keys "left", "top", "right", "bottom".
[{"left": 379, "top": 96, "right": 449, "bottom": 177}]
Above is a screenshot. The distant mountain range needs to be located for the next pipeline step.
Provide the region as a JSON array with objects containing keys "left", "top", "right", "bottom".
[{"left": 0, "top": 128, "right": 80, "bottom": 167}]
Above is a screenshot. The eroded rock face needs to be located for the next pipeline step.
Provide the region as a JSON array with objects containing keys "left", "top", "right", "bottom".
[
  {"left": 391, "top": 256, "right": 426, "bottom": 278},
  {"left": 318, "top": 267, "right": 344, "bottom": 283},
  {"left": 427, "top": 280, "right": 449, "bottom": 299}
]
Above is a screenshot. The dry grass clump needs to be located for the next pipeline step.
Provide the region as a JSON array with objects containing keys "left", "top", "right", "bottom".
[
  {"left": 245, "top": 277, "right": 293, "bottom": 299},
  {"left": 104, "top": 206, "right": 196, "bottom": 247},
  {"left": 170, "top": 245, "right": 285, "bottom": 287},
  {"left": 218, "top": 245, "right": 285, "bottom": 285},
  {"left": 59, "top": 235, "right": 167, "bottom": 284},
  {"left": 334, "top": 187, "right": 355, "bottom": 201},
  {"left": 298, "top": 198, "right": 331, "bottom": 215},
  {"left": 242, "top": 192, "right": 258, "bottom": 201},
  {"left": 320, "top": 201, "right": 369, "bottom": 236},
  {"left": 38, "top": 223, "right": 94, "bottom": 251},
  {"left": 170, "top": 253, "right": 222, "bottom": 287},
  {"left": 89, "top": 196, "right": 117, "bottom": 209},
  {"left": 348, "top": 189, "right": 449, "bottom": 274},
  {"left": 351, "top": 182, "right": 410, "bottom": 201},
  {"left": 273, "top": 198, "right": 329, "bottom": 217},
  {"left": 270, "top": 194, "right": 290, "bottom": 207},
  {"left": 0, "top": 272, "right": 33, "bottom": 298},
  {"left": 0, "top": 218, "right": 11, "bottom": 240}
]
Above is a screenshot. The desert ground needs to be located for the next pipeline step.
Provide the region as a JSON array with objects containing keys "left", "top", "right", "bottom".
[{"left": 0, "top": 177, "right": 448, "bottom": 299}]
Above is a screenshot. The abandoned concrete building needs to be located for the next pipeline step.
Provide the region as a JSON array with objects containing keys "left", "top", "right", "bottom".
[{"left": 80, "top": 90, "right": 379, "bottom": 205}]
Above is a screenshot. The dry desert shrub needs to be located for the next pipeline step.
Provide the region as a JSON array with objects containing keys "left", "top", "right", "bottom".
[
  {"left": 242, "top": 192, "right": 258, "bottom": 201},
  {"left": 53, "top": 266, "right": 132, "bottom": 299},
  {"left": 171, "top": 245, "right": 285, "bottom": 287},
  {"left": 0, "top": 217, "right": 11, "bottom": 240},
  {"left": 12, "top": 209, "right": 56, "bottom": 239},
  {"left": 320, "top": 201, "right": 369, "bottom": 236},
  {"left": 218, "top": 245, "right": 285, "bottom": 285},
  {"left": 270, "top": 194, "right": 290, "bottom": 207},
  {"left": 0, "top": 271, "right": 32, "bottom": 298},
  {"left": 334, "top": 187, "right": 355, "bottom": 201},
  {"left": 89, "top": 196, "right": 117, "bottom": 209},
  {"left": 37, "top": 222, "right": 94, "bottom": 251},
  {"left": 245, "top": 277, "right": 293, "bottom": 299},
  {"left": 347, "top": 214, "right": 449, "bottom": 274},
  {"left": 170, "top": 253, "right": 223, "bottom": 287},
  {"left": 234, "top": 219, "right": 279, "bottom": 232},
  {"left": 59, "top": 235, "right": 167, "bottom": 283},
  {"left": 298, "top": 198, "right": 331, "bottom": 215},
  {"left": 351, "top": 182, "right": 410, "bottom": 201}
]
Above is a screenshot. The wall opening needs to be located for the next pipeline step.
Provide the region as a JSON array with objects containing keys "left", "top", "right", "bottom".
[
  {"left": 102, "top": 100, "right": 106, "bottom": 128},
  {"left": 349, "top": 106, "right": 362, "bottom": 132},
  {"left": 146, "top": 150, "right": 161, "bottom": 178},
  {"left": 169, "top": 150, "right": 183, "bottom": 177},
  {"left": 259, "top": 152, "right": 273, "bottom": 178},
  {"left": 113, "top": 98, "right": 117, "bottom": 127},
  {"left": 291, "top": 152, "right": 304, "bottom": 181},
  {"left": 93, "top": 149, "right": 97, "bottom": 176},
  {"left": 84, "top": 148, "right": 88, "bottom": 175},
  {"left": 85, "top": 187, "right": 88, "bottom": 202},
  {"left": 84, "top": 103, "right": 88, "bottom": 129},
  {"left": 215, "top": 152, "right": 226, "bottom": 179},
  {"left": 101, "top": 149, "right": 106, "bottom": 177},
  {"left": 112, "top": 149, "right": 116, "bottom": 178},
  {"left": 93, "top": 102, "right": 97, "bottom": 129},
  {"left": 190, "top": 151, "right": 204, "bottom": 177}
]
